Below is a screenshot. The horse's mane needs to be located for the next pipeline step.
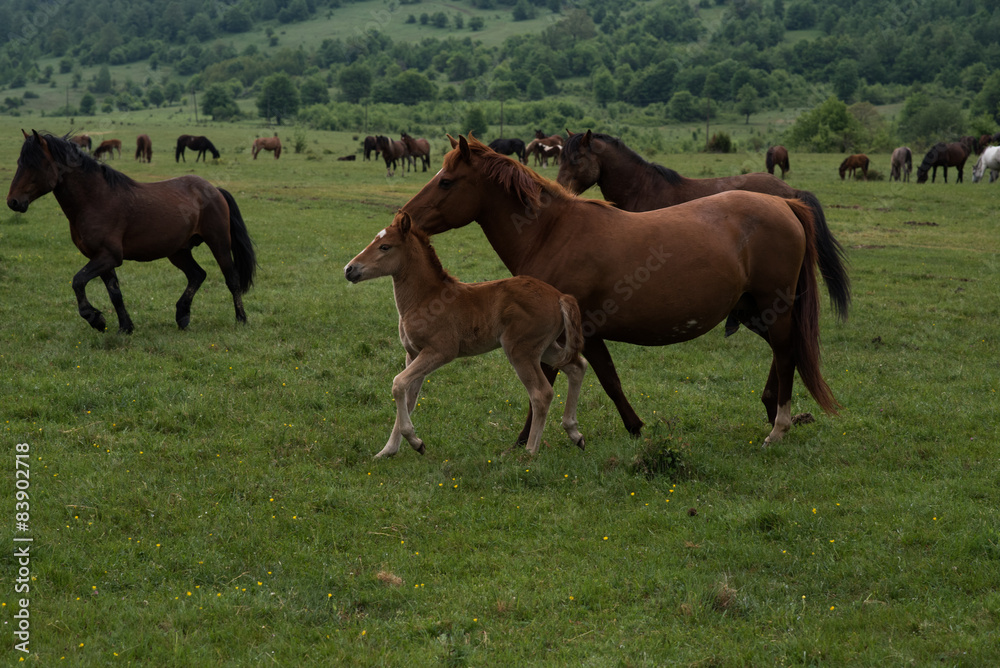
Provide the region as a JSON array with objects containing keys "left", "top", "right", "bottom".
[
  {"left": 561, "top": 132, "right": 685, "bottom": 186},
  {"left": 403, "top": 218, "right": 457, "bottom": 284},
  {"left": 451, "top": 136, "right": 595, "bottom": 210},
  {"left": 23, "top": 132, "right": 137, "bottom": 191}
]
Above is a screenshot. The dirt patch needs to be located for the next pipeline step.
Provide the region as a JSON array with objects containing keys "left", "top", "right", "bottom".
[{"left": 903, "top": 221, "right": 940, "bottom": 226}]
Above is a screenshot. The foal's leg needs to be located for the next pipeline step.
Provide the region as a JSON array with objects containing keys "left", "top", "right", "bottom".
[
  {"left": 516, "top": 363, "right": 558, "bottom": 445},
  {"left": 508, "top": 357, "right": 555, "bottom": 456},
  {"left": 168, "top": 249, "right": 207, "bottom": 330},
  {"left": 376, "top": 351, "right": 448, "bottom": 458},
  {"left": 552, "top": 355, "right": 587, "bottom": 449}
]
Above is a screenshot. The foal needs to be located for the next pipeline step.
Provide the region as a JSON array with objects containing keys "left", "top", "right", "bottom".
[{"left": 344, "top": 211, "right": 587, "bottom": 458}]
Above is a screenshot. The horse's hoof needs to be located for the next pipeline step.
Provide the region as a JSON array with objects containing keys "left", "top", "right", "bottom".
[
  {"left": 574, "top": 436, "right": 586, "bottom": 451},
  {"left": 415, "top": 441, "right": 425, "bottom": 455},
  {"left": 88, "top": 314, "right": 107, "bottom": 332}
]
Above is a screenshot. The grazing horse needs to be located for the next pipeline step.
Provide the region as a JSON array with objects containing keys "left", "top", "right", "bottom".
[
  {"left": 175, "top": 134, "right": 220, "bottom": 163},
  {"left": 6, "top": 131, "right": 257, "bottom": 333},
  {"left": 889, "top": 147, "right": 911, "bottom": 182},
  {"left": 252, "top": 135, "right": 282, "bottom": 159},
  {"left": 401, "top": 135, "right": 846, "bottom": 446},
  {"left": 972, "top": 146, "right": 1000, "bottom": 183},
  {"left": 765, "top": 145, "right": 790, "bottom": 179},
  {"left": 977, "top": 134, "right": 993, "bottom": 155},
  {"left": 345, "top": 211, "right": 587, "bottom": 458},
  {"left": 556, "top": 131, "right": 850, "bottom": 335},
  {"left": 400, "top": 132, "right": 431, "bottom": 172},
  {"left": 916, "top": 142, "right": 971, "bottom": 184},
  {"left": 375, "top": 135, "right": 410, "bottom": 175},
  {"left": 839, "top": 154, "right": 869, "bottom": 180},
  {"left": 93, "top": 139, "right": 122, "bottom": 160},
  {"left": 135, "top": 134, "right": 152, "bottom": 163},
  {"left": 488, "top": 138, "right": 527, "bottom": 164},
  {"left": 362, "top": 135, "right": 380, "bottom": 161},
  {"left": 70, "top": 134, "right": 92, "bottom": 152},
  {"left": 533, "top": 130, "right": 563, "bottom": 164}
]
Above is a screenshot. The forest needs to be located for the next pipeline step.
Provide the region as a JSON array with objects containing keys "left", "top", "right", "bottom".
[{"left": 3, "top": 0, "right": 1000, "bottom": 150}]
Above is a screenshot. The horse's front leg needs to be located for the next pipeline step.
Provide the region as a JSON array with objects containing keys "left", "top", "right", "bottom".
[
  {"left": 99, "top": 268, "right": 134, "bottom": 334},
  {"left": 376, "top": 351, "right": 446, "bottom": 458},
  {"left": 72, "top": 257, "right": 121, "bottom": 332},
  {"left": 583, "top": 337, "right": 644, "bottom": 437}
]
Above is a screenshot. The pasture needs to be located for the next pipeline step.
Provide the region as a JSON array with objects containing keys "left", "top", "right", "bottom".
[{"left": 0, "top": 116, "right": 998, "bottom": 665}]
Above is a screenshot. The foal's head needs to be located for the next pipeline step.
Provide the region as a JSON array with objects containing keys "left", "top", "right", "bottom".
[{"left": 344, "top": 211, "right": 450, "bottom": 285}]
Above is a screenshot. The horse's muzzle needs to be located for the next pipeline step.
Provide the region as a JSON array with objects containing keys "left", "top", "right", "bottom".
[
  {"left": 7, "top": 197, "right": 28, "bottom": 213},
  {"left": 344, "top": 265, "right": 363, "bottom": 283}
]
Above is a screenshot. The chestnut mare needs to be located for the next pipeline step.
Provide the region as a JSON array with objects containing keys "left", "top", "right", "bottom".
[
  {"left": 345, "top": 211, "right": 587, "bottom": 458},
  {"left": 403, "top": 135, "right": 844, "bottom": 447},
  {"left": 135, "top": 134, "right": 152, "bottom": 163},
  {"left": 93, "top": 139, "right": 122, "bottom": 160},
  {"left": 916, "top": 141, "right": 971, "bottom": 183},
  {"left": 838, "top": 154, "right": 869, "bottom": 180},
  {"left": 765, "top": 145, "right": 790, "bottom": 179},
  {"left": 890, "top": 147, "right": 911, "bottom": 182},
  {"left": 555, "top": 131, "right": 850, "bottom": 332},
  {"left": 6, "top": 131, "right": 257, "bottom": 333},
  {"left": 252, "top": 135, "right": 282, "bottom": 159},
  {"left": 400, "top": 132, "right": 431, "bottom": 172}
]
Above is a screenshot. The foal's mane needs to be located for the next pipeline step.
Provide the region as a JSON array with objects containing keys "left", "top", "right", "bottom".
[
  {"left": 452, "top": 136, "right": 585, "bottom": 210},
  {"left": 401, "top": 217, "right": 457, "bottom": 284},
  {"left": 561, "top": 131, "right": 685, "bottom": 187},
  {"left": 24, "top": 132, "right": 137, "bottom": 191}
]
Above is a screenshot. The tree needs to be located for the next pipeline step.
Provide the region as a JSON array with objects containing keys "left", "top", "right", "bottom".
[
  {"left": 147, "top": 86, "right": 164, "bottom": 107},
  {"left": 79, "top": 93, "right": 95, "bottom": 115},
  {"left": 256, "top": 73, "right": 300, "bottom": 124},
  {"left": 222, "top": 6, "right": 253, "bottom": 33},
  {"left": 736, "top": 84, "right": 759, "bottom": 124},
  {"left": 92, "top": 65, "right": 112, "bottom": 95},
  {"left": 592, "top": 68, "right": 616, "bottom": 107},
  {"left": 786, "top": 96, "right": 864, "bottom": 152},
  {"left": 300, "top": 76, "right": 330, "bottom": 106},
  {"left": 203, "top": 83, "right": 240, "bottom": 120},
  {"left": 668, "top": 90, "right": 701, "bottom": 121},
  {"left": 338, "top": 63, "right": 371, "bottom": 103},
  {"left": 832, "top": 59, "right": 859, "bottom": 102},
  {"left": 465, "top": 106, "right": 488, "bottom": 137}
]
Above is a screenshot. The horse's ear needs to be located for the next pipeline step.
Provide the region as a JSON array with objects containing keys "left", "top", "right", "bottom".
[
  {"left": 447, "top": 134, "right": 458, "bottom": 149},
  {"left": 582, "top": 129, "right": 592, "bottom": 147},
  {"left": 396, "top": 211, "right": 411, "bottom": 236},
  {"left": 22, "top": 129, "right": 29, "bottom": 139},
  {"left": 566, "top": 129, "right": 575, "bottom": 136},
  {"left": 458, "top": 135, "right": 472, "bottom": 162}
]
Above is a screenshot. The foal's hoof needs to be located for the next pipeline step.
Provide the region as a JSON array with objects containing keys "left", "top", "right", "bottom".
[{"left": 414, "top": 440, "right": 426, "bottom": 455}]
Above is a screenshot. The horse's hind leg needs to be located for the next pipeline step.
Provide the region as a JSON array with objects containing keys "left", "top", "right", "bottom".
[
  {"left": 509, "top": 357, "right": 554, "bottom": 456},
  {"left": 204, "top": 243, "right": 248, "bottom": 324},
  {"left": 168, "top": 249, "right": 207, "bottom": 330},
  {"left": 762, "top": 316, "right": 795, "bottom": 446},
  {"left": 549, "top": 353, "right": 587, "bottom": 450}
]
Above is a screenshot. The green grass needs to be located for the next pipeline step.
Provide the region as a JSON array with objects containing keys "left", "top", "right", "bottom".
[{"left": 1, "top": 114, "right": 999, "bottom": 665}]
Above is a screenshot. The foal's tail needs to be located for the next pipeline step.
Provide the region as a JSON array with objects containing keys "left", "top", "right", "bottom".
[
  {"left": 787, "top": 198, "right": 840, "bottom": 415},
  {"left": 219, "top": 188, "right": 257, "bottom": 294},
  {"left": 554, "top": 295, "right": 585, "bottom": 369},
  {"left": 793, "top": 189, "right": 851, "bottom": 322}
]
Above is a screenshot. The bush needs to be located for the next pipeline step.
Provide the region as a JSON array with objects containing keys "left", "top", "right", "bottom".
[{"left": 705, "top": 132, "right": 733, "bottom": 153}]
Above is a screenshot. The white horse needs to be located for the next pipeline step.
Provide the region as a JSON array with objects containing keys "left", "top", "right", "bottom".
[{"left": 972, "top": 145, "right": 1000, "bottom": 183}]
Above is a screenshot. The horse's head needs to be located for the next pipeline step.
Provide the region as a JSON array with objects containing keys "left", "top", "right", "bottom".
[
  {"left": 557, "top": 130, "right": 602, "bottom": 194},
  {"left": 7, "top": 130, "right": 61, "bottom": 213},
  {"left": 344, "top": 211, "right": 416, "bottom": 284},
  {"left": 401, "top": 135, "right": 491, "bottom": 236}
]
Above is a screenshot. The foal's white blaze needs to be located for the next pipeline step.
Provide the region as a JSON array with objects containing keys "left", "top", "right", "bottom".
[{"left": 376, "top": 228, "right": 388, "bottom": 239}]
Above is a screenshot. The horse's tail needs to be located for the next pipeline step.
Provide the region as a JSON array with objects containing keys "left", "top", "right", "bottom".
[
  {"left": 175, "top": 140, "right": 183, "bottom": 163},
  {"left": 793, "top": 190, "right": 850, "bottom": 322},
  {"left": 786, "top": 198, "right": 839, "bottom": 415},
  {"left": 765, "top": 148, "right": 775, "bottom": 173},
  {"left": 219, "top": 188, "right": 257, "bottom": 294},
  {"left": 554, "top": 295, "right": 585, "bottom": 369}
]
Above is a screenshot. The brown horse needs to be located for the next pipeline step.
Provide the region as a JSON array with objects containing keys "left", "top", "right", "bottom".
[
  {"left": 765, "top": 145, "right": 790, "bottom": 179},
  {"left": 375, "top": 135, "right": 410, "bottom": 176},
  {"left": 533, "top": 130, "right": 563, "bottom": 164},
  {"left": 839, "top": 154, "right": 869, "bottom": 180},
  {"left": 401, "top": 135, "right": 845, "bottom": 446},
  {"left": 525, "top": 138, "right": 561, "bottom": 167},
  {"left": 916, "top": 142, "right": 971, "bottom": 183},
  {"left": 400, "top": 132, "right": 430, "bottom": 172},
  {"left": 175, "top": 135, "right": 220, "bottom": 162},
  {"left": 345, "top": 210, "right": 587, "bottom": 458},
  {"left": 252, "top": 135, "right": 282, "bottom": 160},
  {"left": 93, "top": 139, "right": 122, "bottom": 160},
  {"left": 890, "top": 147, "right": 911, "bottom": 182},
  {"left": 6, "top": 131, "right": 257, "bottom": 333},
  {"left": 362, "top": 135, "right": 380, "bottom": 161},
  {"left": 135, "top": 134, "right": 152, "bottom": 163},
  {"left": 69, "top": 134, "right": 91, "bottom": 152},
  {"left": 556, "top": 131, "right": 850, "bottom": 329}
]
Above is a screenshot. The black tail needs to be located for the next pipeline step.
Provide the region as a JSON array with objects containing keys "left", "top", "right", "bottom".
[
  {"left": 794, "top": 189, "right": 851, "bottom": 322},
  {"left": 219, "top": 188, "right": 257, "bottom": 294}
]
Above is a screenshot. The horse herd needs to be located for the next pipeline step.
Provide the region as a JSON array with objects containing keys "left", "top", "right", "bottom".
[
  {"left": 67, "top": 132, "right": 284, "bottom": 163},
  {"left": 364, "top": 130, "right": 565, "bottom": 175}
]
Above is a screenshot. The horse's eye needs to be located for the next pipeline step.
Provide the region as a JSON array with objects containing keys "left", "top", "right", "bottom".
[
  {"left": 439, "top": 177, "right": 453, "bottom": 190},
  {"left": 378, "top": 244, "right": 391, "bottom": 251}
]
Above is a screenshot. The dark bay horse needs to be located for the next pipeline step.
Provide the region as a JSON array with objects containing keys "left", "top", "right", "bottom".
[
  {"left": 839, "top": 154, "right": 869, "bottom": 180},
  {"left": 402, "top": 135, "right": 846, "bottom": 446},
  {"left": 135, "top": 134, "right": 152, "bottom": 163},
  {"left": 252, "top": 135, "right": 282, "bottom": 159},
  {"left": 890, "top": 147, "right": 911, "bottom": 182},
  {"left": 6, "top": 131, "right": 257, "bottom": 333},
  {"left": 916, "top": 141, "right": 971, "bottom": 183},
  {"left": 363, "top": 135, "right": 380, "bottom": 161},
  {"left": 376, "top": 135, "right": 410, "bottom": 175},
  {"left": 557, "top": 131, "right": 850, "bottom": 329},
  {"left": 93, "top": 139, "right": 122, "bottom": 160},
  {"left": 345, "top": 210, "right": 587, "bottom": 458},
  {"left": 400, "top": 132, "right": 431, "bottom": 172},
  {"left": 175, "top": 134, "right": 220, "bottom": 162},
  {"left": 765, "top": 145, "right": 790, "bottom": 179},
  {"left": 488, "top": 138, "right": 527, "bottom": 164}
]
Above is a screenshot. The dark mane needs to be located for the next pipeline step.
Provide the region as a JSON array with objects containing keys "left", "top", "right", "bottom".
[
  {"left": 23, "top": 133, "right": 137, "bottom": 191},
  {"left": 561, "top": 131, "right": 685, "bottom": 186},
  {"left": 451, "top": 136, "right": 583, "bottom": 210}
]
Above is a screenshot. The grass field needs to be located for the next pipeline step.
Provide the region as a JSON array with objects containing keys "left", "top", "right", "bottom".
[{"left": 0, "top": 114, "right": 998, "bottom": 665}]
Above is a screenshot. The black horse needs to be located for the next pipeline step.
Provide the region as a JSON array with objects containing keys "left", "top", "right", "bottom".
[
  {"left": 488, "top": 138, "right": 527, "bottom": 164},
  {"left": 916, "top": 141, "right": 971, "bottom": 184},
  {"left": 362, "top": 135, "right": 380, "bottom": 161},
  {"left": 176, "top": 135, "right": 220, "bottom": 163}
]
